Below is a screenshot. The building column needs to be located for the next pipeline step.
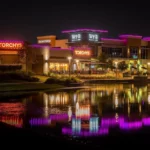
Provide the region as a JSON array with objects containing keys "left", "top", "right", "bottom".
[
  {"left": 138, "top": 47, "right": 141, "bottom": 59},
  {"left": 97, "top": 46, "right": 102, "bottom": 57},
  {"left": 127, "top": 46, "right": 130, "bottom": 58},
  {"left": 43, "top": 60, "right": 49, "bottom": 75},
  {"left": 43, "top": 48, "right": 50, "bottom": 75}
]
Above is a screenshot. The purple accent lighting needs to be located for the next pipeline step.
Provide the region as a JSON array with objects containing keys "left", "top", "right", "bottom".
[
  {"left": 62, "top": 28, "right": 108, "bottom": 33},
  {"left": 0, "top": 40, "right": 23, "bottom": 43},
  {"left": 62, "top": 127, "right": 109, "bottom": 137},
  {"left": 142, "top": 37, "right": 150, "bottom": 41},
  {"left": 31, "top": 44, "right": 50, "bottom": 48},
  {"left": 29, "top": 118, "right": 51, "bottom": 126},
  {"left": 120, "top": 121, "right": 142, "bottom": 130},
  {"left": 101, "top": 38, "right": 126, "bottom": 42},
  {"left": 101, "top": 117, "right": 124, "bottom": 127},
  {"left": 62, "top": 127, "right": 72, "bottom": 134},
  {"left": 142, "top": 117, "right": 150, "bottom": 126},
  {"left": 50, "top": 114, "right": 68, "bottom": 121},
  {"left": 119, "top": 34, "right": 142, "bottom": 39},
  {"left": 99, "top": 128, "right": 109, "bottom": 135}
]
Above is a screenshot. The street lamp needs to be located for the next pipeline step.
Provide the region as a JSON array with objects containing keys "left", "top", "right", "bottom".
[
  {"left": 75, "top": 59, "right": 79, "bottom": 74},
  {"left": 115, "top": 61, "right": 118, "bottom": 79},
  {"left": 67, "top": 56, "right": 72, "bottom": 78}
]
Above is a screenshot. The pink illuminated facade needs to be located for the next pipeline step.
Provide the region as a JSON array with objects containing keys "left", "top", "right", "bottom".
[
  {"left": 1, "top": 28, "right": 150, "bottom": 75},
  {"left": 35, "top": 28, "right": 150, "bottom": 75}
]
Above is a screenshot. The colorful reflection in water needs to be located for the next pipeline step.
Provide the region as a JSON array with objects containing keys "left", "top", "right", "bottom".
[
  {"left": 61, "top": 116, "right": 150, "bottom": 137},
  {"left": 29, "top": 118, "right": 51, "bottom": 126},
  {"left": 0, "top": 103, "right": 24, "bottom": 115},
  {"left": 1, "top": 84, "right": 150, "bottom": 138},
  {"left": 0, "top": 116, "right": 23, "bottom": 128}
]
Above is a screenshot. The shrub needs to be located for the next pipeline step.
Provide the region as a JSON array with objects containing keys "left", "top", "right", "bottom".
[
  {"left": 0, "top": 65, "right": 22, "bottom": 72},
  {"left": 45, "top": 76, "right": 82, "bottom": 86},
  {"left": 0, "top": 71, "right": 39, "bottom": 82}
]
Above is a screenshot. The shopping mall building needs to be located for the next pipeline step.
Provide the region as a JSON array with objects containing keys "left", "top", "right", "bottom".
[{"left": 1, "top": 28, "right": 150, "bottom": 74}]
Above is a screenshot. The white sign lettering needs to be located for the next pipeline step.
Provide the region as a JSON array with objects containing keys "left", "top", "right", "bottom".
[
  {"left": 88, "top": 33, "right": 99, "bottom": 42},
  {"left": 38, "top": 39, "right": 51, "bottom": 44},
  {"left": 74, "top": 50, "right": 91, "bottom": 56},
  {"left": 71, "top": 33, "right": 81, "bottom": 42}
]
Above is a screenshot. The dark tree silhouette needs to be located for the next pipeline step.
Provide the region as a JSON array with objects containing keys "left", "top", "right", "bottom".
[
  {"left": 118, "top": 61, "right": 128, "bottom": 71},
  {"left": 98, "top": 53, "right": 108, "bottom": 63},
  {"left": 18, "top": 41, "right": 37, "bottom": 73}
]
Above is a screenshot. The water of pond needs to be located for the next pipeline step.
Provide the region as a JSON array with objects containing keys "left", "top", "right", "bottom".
[{"left": 1, "top": 83, "right": 150, "bottom": 145}]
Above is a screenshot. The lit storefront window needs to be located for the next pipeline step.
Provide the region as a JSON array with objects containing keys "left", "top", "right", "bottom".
[
  {"left": 48, "top": 93, "right": 69, "bottom": 105},
  {"left": 49, "top": 63, "right": 68, "bottom": 72}
]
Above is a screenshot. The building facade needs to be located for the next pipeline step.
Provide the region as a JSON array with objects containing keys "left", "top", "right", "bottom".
[
  {"left": 36, "top": 29, "right": 150, "bottom": 75},
  {"left": 1, "top": 28, "right": 150, "bottom": 75}
]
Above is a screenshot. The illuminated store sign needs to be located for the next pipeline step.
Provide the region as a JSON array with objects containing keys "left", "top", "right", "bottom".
[
  {"left": 71, "top": 33, "right": 82, "bottom": 42},
  {"left": 74, "top": 50, "right": 91, "bottom": 56},
  {"left": 88, "top": 33, "right": 99, "bottom": 42},
  {"left": 0, "top": 41, "right": 23, "bottom": 50},
  {"left": 38, "top": 39, "right": 51, "bottom": 44}
]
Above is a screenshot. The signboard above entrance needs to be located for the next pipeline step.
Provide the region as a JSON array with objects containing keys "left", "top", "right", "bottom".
[
  {"left": 73, "top": 48, "right": 92, "bottom": 58},
  {"left": 70, "top": 33, "right": 82, "bottom": 42},
  {"left": 38, "top": 39, "right": 51, "bottom": 44},
  {"left": 68, "top": 31, "right": 100, "bottom": 43},
  {"left": 0, "top": 41, "right": 23, "bottom": 50},
  {"left": 88, "top": 33, "right": 99, "bottom": 42}
]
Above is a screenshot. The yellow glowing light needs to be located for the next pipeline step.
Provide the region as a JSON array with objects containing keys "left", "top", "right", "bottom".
[
  {"left": 74, "top": 50, "right": 91, "bottom": 56},
  {"left": 68, "top": 106, "right": 72, "bottom": 121},
  {"left": 67, "top": 56, "right": 72, "bottom": 60},
  {"left": 75, "top": 105, "right": 90, "bottom": 119}
]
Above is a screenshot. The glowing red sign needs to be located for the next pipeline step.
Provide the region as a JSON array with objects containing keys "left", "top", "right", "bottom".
[
  {"left": 0, "top": 41, "right": 23, "bottom": 50},
  {"left": 74, "top": 49, "right": 91, "bottom": 57}
]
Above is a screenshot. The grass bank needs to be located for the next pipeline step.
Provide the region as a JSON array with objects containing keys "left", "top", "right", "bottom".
[
  {"left": 0, "top": 82, "right": 64, "bottom": 92},
  {"left": 0, "top": 83, "right": 65, "bottom": 98}
]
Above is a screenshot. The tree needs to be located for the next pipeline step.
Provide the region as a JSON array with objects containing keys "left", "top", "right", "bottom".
[
  {"left": 118, "top": 61, "right": 128, "bottom": 71},
  {"left": 106, "top": 58, "right": 115, "bottom": 70},
  {"left": 97, "top": 53, "right": 115, "bottom": 70},
  {"left": 97, "top": 53, "right": 108, "bottom": 63},
  {"left": 18, "top": 41, "right": 37, "bottom": 74}
]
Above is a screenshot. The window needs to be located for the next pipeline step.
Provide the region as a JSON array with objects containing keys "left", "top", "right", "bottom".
[
  {"left": 102, "top": 47, "right": 123, "bottom": 58},
  {"left": 130, "top": 47, "right": 139, "bottom": 59},
  {"left": 141, "top": 48, "right": 148, "bottom": 59}
]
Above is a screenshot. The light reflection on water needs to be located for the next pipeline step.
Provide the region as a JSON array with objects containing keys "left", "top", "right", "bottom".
[{"left": 1, "top": 84, "right": 150, "bottom": 138}]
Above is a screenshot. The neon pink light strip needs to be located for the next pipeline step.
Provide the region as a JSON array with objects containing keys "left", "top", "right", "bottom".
[
  {"left": 119, "top": 34, "right": 142, "bottom": 39},
  {"left": 142, "top": 37, "right": 150, "bottom": 41},
  {"left": 101, "top": 38, "right": 126, "bottom": 42},
  {"left": 0, "top": 40, "right": 23, "bottom": 43},
  {"left": 31, "top": 44, "right": 50, "bottom": 48},
  {"left": 62, "top": 28, "right": 108, "bottom": 33}
]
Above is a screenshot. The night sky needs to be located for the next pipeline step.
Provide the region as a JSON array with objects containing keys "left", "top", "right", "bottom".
[{"left": 0, "top": 1, "right": 150, "bottom": 43}]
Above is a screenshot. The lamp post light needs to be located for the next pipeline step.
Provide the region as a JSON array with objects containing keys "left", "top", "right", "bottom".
[
  {"left": 67, "top": 56, "right": 72, "bottom": 78},
  {"left": 115, "top": 61, "right": 118, "bottom": 79},
  {"left": 75, "top": 59, "right": 79, "bottom": 74}
]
